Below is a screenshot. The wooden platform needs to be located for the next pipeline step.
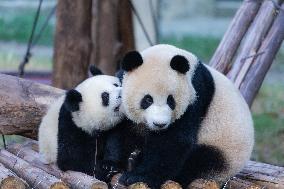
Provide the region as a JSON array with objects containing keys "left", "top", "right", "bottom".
[{"left": 0, "top": 139, "right": 283, "bottom": 189}]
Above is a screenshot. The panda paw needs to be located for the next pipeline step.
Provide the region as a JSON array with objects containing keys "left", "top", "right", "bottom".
[{"left": 119, "top": 173, "right": 158, "bottom": 188}]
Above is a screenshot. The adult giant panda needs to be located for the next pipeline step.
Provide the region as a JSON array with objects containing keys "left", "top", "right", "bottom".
[
  {"left": 38, "top": 74, "right": 123, "bottom": 175},
  {"left": 111, "top": 44, "right": 254, "bottom": 188}
]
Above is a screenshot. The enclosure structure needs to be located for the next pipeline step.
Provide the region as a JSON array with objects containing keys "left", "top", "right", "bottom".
[{"left": 0, "top": 0, "right": 284, "bottom": 188}]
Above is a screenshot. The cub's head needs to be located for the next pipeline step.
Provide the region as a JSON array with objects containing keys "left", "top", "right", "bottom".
[
  {"left": 64, "top": 75, "right": 123, "bottom": 134},
  {"left": 121, "top": 44, "right": 198, "bottom": 131}
]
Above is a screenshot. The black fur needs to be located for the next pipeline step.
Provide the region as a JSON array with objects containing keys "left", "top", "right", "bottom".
[
  {"left": 121, "top": 51, "right": 143, "bottom": 72},
  {"left": 170, "top": 55, "right": 190, "bottom": 74},
  {"left": 101, "top": 92, "right": 109, "bottom": 106},
  {"left": 167, "top": 95, "right": 176, "bottom": 110},
  {"left": 140, "top": 94, "right": 153, "bottom": 110},
  {"left": 57, "top": 104, "right": 98, "bottom": 175},
  {"left": 64, "top": 89, "right": 82, "bottom": 112},
  {"left": 89, "top": 64, "right": 103, "bottom": 76},
  {"left": 104, "top": 62, "right": 227, "bottom": 188},
  {"left": 57, "top": 95, "right": 111, "bottom": 176}
]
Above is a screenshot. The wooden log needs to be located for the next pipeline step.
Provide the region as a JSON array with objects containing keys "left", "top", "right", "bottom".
[
  {"left": 0, "top": 162, "right": 28, "bottom": 189},
  {"left": 7, "top": 140, "right": 108, "bottom": 189},
  {"left": 227, "top": 0, "right": 280, "bottom": 81},
  {"left": 0, "top": 73, "right": 64, "bottom": 138},
  {"left": 187, "top": 179, "right": 219, "bottom": 189},
  {"left": 236, "top": 161, "right": 284, "bottom": 189},
  {"left": 52, "top": 0, "right": 92, "bottom": 89},
  {"left": 239, "top": 3, "right": 284, "bottom": 106},
  {"left": 0, "top": 149, "right": 69, "bottom": 189},
  {"left": 227, "top": 177, "right": 262, "bottom": 189},
  {"left": 209, "top": 0, "right": 261, "bottom": 73}
]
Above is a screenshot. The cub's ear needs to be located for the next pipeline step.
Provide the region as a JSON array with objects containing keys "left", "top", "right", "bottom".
[
  {"left": 170, "top": 55, "right": 190, "bottom": 74},
  {"left": 64, "top": 89, "right": 82, "bottom": 112},
  {"left": 121, "top": 51, "right": 143, "bottom": 72},
  {"left": 89, "top": 64, "right": 103, "bottom": 76}
]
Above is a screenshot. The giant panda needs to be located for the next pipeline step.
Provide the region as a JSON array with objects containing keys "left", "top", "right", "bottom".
[
  {"left": 106, "top": 44, "right": 254, "bottom": 188},
  {"left": 38, "top": 74, "right": 123, "bottom": 175}
]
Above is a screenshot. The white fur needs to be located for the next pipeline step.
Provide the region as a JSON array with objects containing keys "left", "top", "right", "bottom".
[
  {"left": 38, "top": 96, "right": 64, "bottom": 163},
  {"left": 144, "top": 105, "right": 172, "bottom": 130},
  {"left": 38, "top": 75, "right": 123, "bottom": 163}
]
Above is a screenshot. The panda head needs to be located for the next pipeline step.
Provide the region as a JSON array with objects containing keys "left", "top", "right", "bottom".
[
  {"left": 64, "top": 75, "right": 123, "bottom": 134},
  {"left": 121, "top": 44, "right": 199, "bottom": 131}
]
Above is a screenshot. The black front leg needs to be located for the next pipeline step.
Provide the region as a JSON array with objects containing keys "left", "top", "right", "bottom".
[{"left": 119, "top": 132, "right": 192, "bottom": 189}]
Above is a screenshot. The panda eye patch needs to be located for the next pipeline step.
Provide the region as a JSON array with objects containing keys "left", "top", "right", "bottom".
[
  {"left": 113, "top": 83, "right": 119, "bottom": 87},
  {"left": 141, "top": 94, "right": 153, "bottom": 109},
  {"left": 167, "top": 95, "right": 176, "bottom": 110},
  {"left": 101, "top": 92, "right": 109, "bottom": 106}
]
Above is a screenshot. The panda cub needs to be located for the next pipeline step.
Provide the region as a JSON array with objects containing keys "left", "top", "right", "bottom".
[
  {"left": 103, "top": 44, "right": 254, "bottom": 188},
  {"left": 38, "top": 74, "right": 123, "bottom": 175}
]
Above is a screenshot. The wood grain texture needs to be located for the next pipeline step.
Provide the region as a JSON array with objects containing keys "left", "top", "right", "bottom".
[
  {"left": 0, "top": 73, "right": 64, "bottom": 137},
  {"left": 90, "top": 0, "right": 135, "bottom": 75},
  {"left": 0, "top": 149, "right": 69, "bottom": 189},
  {"left": 239, "top": 3, "right": 284, "bottom": 106},
  {"left": 0, "top": 162, "right": 28, "bottom": 189},
  {"left": 227, "top": 0, "right": 279, "bottom": 81},
  {"left": 52, "top": 0, "right": 92, "bottom": 89},
  {"left": 209, "top": 0, "right": 261, "bottom": 73},
  {"left": 7, "top": 140, "right": 108, "bottom": 189}
]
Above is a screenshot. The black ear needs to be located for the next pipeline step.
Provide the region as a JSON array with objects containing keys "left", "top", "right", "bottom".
[
  {"left": 64, "top": 89, "right": 82, "bottom": 112},
  {"left": 121, "top": 51, "right": 143, "bottom": 72},
  {"left": 170, "top": 55, "right": 190, "bottom": 74},
  {"left": 89, "top": 64, "right": 103, "bottom": 76}
]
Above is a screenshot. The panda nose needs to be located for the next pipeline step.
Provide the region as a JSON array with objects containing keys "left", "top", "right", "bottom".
[{"left": 153, "top": 122, "right": 167, "bottom": 128}]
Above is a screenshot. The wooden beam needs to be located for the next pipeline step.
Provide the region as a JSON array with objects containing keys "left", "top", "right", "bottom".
[
  {"left": 209, "top": 0, "right": 261, "bottom": 73},
  {"left": 239, "top": 3, "right": 284, "bottom": 106},
  {"left": 236, "top": 161, "right": 284, "bottom": 189},
  {"left": 0, "top": 149, "right": 69, "bottom": 189},
  {"left": 7, "top": 140, "right": 108, "bottom": 189},
  {"left": 0, "top": 162, "right": 28, "bottom": 189},
  {"left": 227, "top": 0, "right": 280, "bottom": 81},
  {"left": 0, "top": 74, "right": 64, "bottom": 138}
]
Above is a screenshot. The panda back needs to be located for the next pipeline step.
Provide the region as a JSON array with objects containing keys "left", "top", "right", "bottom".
[{"left": 197, "top": 65, "right": 254, "bottom": 179}]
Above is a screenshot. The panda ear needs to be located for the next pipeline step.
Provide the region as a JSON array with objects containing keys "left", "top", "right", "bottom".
[
  {"left": 64, "top": 89, "right": 82, "bottom": 112},
  {"left": 89, "top": 64, "right": 103, "bottom": 76},
  {"left": 121, "top": 51, "right": 143, "bottom": 72},
  {"left": 170, "top": 55, "right": 190, "bottom": 74}
]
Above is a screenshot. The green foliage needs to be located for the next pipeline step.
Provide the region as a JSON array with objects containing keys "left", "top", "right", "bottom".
[
  {"left": 160, "top": 35, "right": 220, "bottom": 62},
  {"left": 251, "top": 83, "right": 284, "bottom": 165},
  {"left": 0, "top": 9, "right": 54, "bottom": 46}
]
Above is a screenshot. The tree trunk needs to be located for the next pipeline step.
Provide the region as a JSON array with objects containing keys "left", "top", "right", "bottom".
[
  {"left": 90, "top": 0, "right": 135, "bottom": 75},
  {"left": 52, "top": 0, "right": 92, "bottom": 89}
]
